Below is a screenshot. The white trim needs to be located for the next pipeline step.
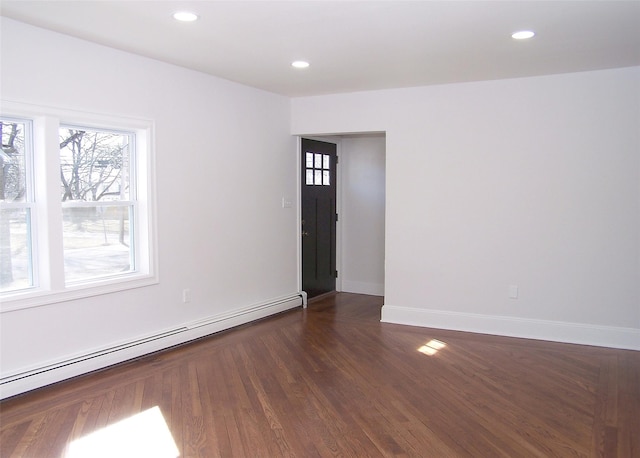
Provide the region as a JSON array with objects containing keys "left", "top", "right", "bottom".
[
  {"left": 60, "top": 201, "right": 133, "bottom": 208},
  {"left": 0, "top": 294, "right": 303, "bottom": 399},
  {"left": 1, "top": 275, "right": 159, "bottom": 312},
  {"left": 0, "top": 201, "right": 35, "bottom": 210},
  {"left": 381, "top": 305, "right": 640, "bottom": 351},
  {"left": 0, "top": 99, "right": 153, "bottom": 131},
  {"left": 335, "top": 139, "right": 343, "bottom": 292},
  {"left": 341, "top": 280, "right": 384, "bottom": 296},
  {"left": 296, "top": 137, "right": 303, "bottom": 293}
]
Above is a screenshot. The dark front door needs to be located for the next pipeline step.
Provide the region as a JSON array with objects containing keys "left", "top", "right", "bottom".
[{"left": 301, "top": 138, "right": 337, "bottom": 299}]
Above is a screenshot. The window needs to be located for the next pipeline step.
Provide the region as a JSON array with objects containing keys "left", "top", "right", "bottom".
[
  {"left": 0, "top": 118, "right": 34, "bottom": 292},
  {"left": 305, "top": 151, "right": 331, "bottom": 186},
  {"left": 59, "top": 126, "right": 135, "bottom": 283},
  {"left": 0, "top": 102, "right": 156, "bottom": 310}
]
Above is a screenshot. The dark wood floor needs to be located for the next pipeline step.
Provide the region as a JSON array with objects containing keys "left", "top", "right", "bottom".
[{"left": 1, "top": 293, "right": 639, "bottom": 457}]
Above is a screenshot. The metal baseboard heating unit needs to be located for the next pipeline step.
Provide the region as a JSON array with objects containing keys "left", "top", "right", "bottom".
[{"left": 1, "top": 293, "right": 303, "bottom": 399}]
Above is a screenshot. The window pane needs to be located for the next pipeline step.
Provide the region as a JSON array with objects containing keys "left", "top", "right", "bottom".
[
  {"left": 314, "top": 170, "right": 322, "bottom": 185},
  {"left": 306, "top": 152, "right": 314, "bottom": 168},
  {"left": 323, "top": 154, "right": 330, "bottom": 170},
  {"left": 0, "top": 207, "right": 33, "bottom": 292},
  {"left": 1, "top": 119, "right": 28, "bottom": 203},
  {"left": 314, "top": 153, "right": 322, "bottom": 169},
  {"left": 1, "top": 118, "right": 34, "bottom": 294},
  {"left": 59, "top": 127, "right": 131, "bottom": 202},
  {"left": 306, "top": 169, "right": 314, "bottom": 185},
  {"left": 62, "top": 205, "right": 133, "bottom": 283},
  {"left": 323, "top": 170, "right": 330, "bottom": 186}
]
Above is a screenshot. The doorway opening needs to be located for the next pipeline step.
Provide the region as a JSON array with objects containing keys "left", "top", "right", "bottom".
[{"left": 299, "top": 133, "right": 386, "bottom": 301}]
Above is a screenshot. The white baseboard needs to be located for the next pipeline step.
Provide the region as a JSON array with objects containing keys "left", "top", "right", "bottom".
[
  {"left": 381, "top": 305, "right": 640, "bottom": 351},
  {"left": 0, "top": 294, "right": 303, "bottom": 399},
  {"left": 341, "top": 280, "right": 384, "bottom": 296}
]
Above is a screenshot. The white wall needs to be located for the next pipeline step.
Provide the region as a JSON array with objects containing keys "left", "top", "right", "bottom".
[
  {"left": 340, "top": 135, "right": 385, "bottom": 296},
  {"left": 0, "top": 18, "right": 299, "bottom": 397},
  {"left": 292, "top": 67, "right": 640, "bottom": 350}
]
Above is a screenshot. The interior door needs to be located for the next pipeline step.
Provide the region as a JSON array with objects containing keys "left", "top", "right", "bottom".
[{"left": 301, "top": 138, "right": 337, "bottom": 299}]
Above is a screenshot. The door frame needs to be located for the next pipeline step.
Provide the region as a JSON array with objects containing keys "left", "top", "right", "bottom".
[{"left": 297, "top": 136, "right": 342, "bottom": 301}]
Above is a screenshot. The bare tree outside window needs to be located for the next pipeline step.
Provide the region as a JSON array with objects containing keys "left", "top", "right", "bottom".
[
  {"left": 0, "top": 120, "right": 31, "bottom": 291},
  {"left": 1, "top": 105, "right": 153, "bottom": 303},
  {"left": 0, "top": 121, "right": 26, "bottom": 201},
  {"left": 59, "top": 127, "right": 134, "bottom": 282},
  {"left": 59, "top": 128, "right": 129, "bottom": 202}
]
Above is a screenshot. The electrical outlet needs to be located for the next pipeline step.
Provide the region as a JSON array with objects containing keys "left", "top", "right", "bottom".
[{"left": 182, "top": 288, "right": 191, "bottom": 303}]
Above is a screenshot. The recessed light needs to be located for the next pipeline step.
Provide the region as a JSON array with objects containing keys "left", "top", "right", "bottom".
[
  {"left": 512, "top": 30, "right": 535, "bottom": 40},
  {"left": 173, "top": 11, "right": 198, "bottom": 22},
  {"left": 291, "top": 60, "right": 310, "bottom": 69}
]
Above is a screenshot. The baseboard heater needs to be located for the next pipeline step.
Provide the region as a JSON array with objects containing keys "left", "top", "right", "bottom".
[
  {"left": 1, "top": 293, "right": 303, "bottom": 399},
  {"left": 1, "top": 328, "right": 187, "bottom": 385}
]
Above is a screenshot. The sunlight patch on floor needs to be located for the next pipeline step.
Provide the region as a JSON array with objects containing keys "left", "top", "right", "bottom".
[
  {"left": 418, "top": 339, "right": 446, "bottom": 356},
  {"left": 64, "top": 406, "right": 179, "bottom": 458}
]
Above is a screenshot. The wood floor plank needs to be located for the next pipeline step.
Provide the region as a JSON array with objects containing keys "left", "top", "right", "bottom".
[
  {"left": 0, "top": 419, "right": 31, "bottom": 457},
  {"left": 1, "top": 293, "right": 639, "bottom": 457}
]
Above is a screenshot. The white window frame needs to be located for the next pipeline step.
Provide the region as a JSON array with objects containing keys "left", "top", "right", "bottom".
[{"left": 0, "top": 101, "right": 158, "bottom": 312}]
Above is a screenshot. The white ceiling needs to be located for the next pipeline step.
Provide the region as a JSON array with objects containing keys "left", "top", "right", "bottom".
[{"left": 2, "top": 1, "right": 639, "bottom": 97}]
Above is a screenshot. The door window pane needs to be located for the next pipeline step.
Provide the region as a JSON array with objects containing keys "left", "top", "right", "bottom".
[{"left": 304, "top": 149, "right": 332, "bottom": 186}]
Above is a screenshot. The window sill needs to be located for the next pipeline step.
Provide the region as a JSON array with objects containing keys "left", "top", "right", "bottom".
[{"left": 0, "top": 274, "right": 159, "bottom": 313}]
